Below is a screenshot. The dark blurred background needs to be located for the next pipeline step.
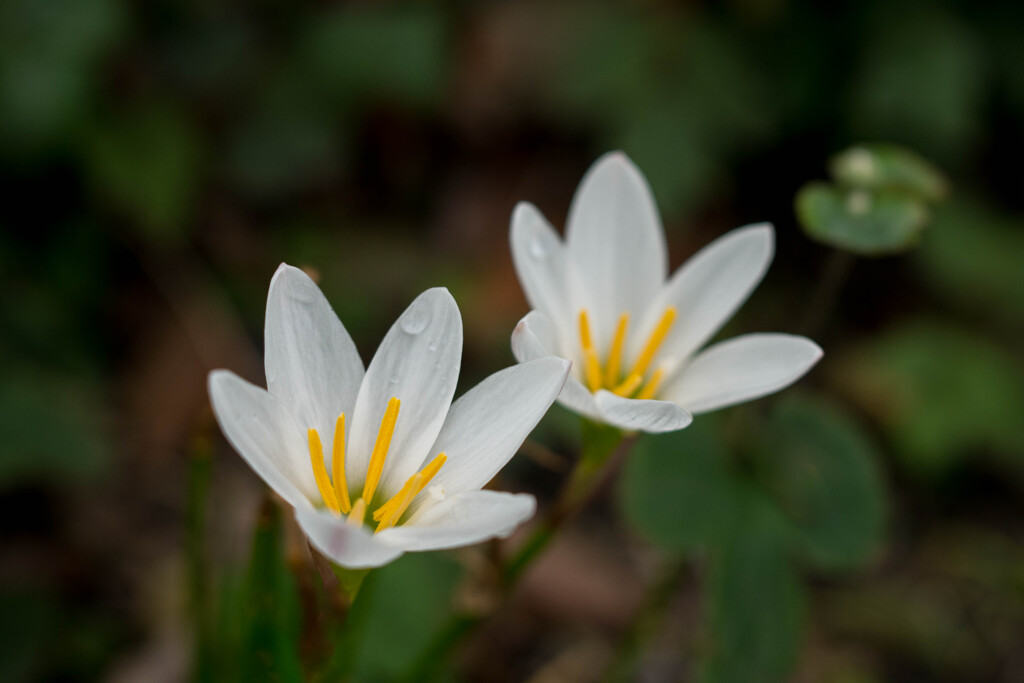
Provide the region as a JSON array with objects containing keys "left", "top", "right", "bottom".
[{"left": 3, "top": 0, "right": 1024, "bottom": 681}]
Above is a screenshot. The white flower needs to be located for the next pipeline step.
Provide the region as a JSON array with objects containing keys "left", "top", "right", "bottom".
[
  {"left": 510, "top": 152, "right": 823, "bottom": 433},
  {"left": 209, "top": 265, "right": 570, "bottom": 569}
]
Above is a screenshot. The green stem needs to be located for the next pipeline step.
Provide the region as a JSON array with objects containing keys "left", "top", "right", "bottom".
[
  {"left": 186, "top": 429, "right": 213, "bottom": 682},
  {"left": 407, "top": 421, "right": 635, "bottom": 681},
  {"left": 601, "top": 559, "right": 688, "bottom": 683},
  {"left": 799, "top": 249, "right": 856, "bottom": 337}
]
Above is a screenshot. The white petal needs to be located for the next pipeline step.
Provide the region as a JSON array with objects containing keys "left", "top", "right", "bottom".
[
  {"left": 628, "top": 224, "right": 774, "bottom": 368},
  {"left": 208, "top": 370, "right": 316, "bottom": 508},
  {"left": 661, "top": 334, "right": 823, "bottom": 414},
  {"left": 348, "top": 288, "right": 462, "bottom": 499},
  {"left": 378, "top": 491, "right": 536, "bottom": 552},
  {"left": 565, "top": 152, "right": 667, "bottom": 347},
  {"left": 510, "top": 202, "right": 570, "bottom": 325},
  {"left": 264, "top": 264, "right": 365, "bottom": 460},
  {"left": 593, "top": 390, "right": 693, "bottom": 433},
  {"left": 296, "top": 506, "right": 405, "bottom": 569},
  {"left": 511, "top": 311, "right": 599, "bottom": 419},
  {"left": 426, "top": 357, "right": 570, "bottom": 497}
]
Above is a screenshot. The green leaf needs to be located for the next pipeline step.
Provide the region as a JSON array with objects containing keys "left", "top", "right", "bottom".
[
  {"left": 0, "top": 0, "right": 121, "bottom": 155},
  {"left": 302, "top": 6, "right": 447, "bottom": 106},
  {"left": 239, "top": 501, "right": 304, "bottom": 683},
  {"left": 326, "top": 553, "right": 462, "bottom": 681},
  {"left": 849, "top": 5, "right": 986, "bottom": 163},
  {"left": 80, "top": 103, "right": 201, "bottom": 244},
  {"left": 796, "top": 181, "right": 929, "bottom": 255},
  {"left": 0, "top": 372, "right": 111, "bottom": 489},
  {"left": 832, "top": 321, "right": 1024, "bottom": 479},
  {"left": 830, "top": 145, "right": 948, "bottom": 202},
  {"left": 619, "top": 417, "right": 743, "bottom": 554},
  {"left": 756, "top": 397, "right": 887, "bottom": 571},
  {"left": 699, "top": 489, "right": 805, "bottom": 683},
  {"left": 914, "top": 199, "right": 1024, "bottom": 327}
]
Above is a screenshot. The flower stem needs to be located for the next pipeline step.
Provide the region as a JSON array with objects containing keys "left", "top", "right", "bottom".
[{"left": 406, "top": 421, "right": 637, "bottom": 681}]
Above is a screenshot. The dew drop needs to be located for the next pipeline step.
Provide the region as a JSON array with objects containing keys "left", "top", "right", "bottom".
[
  {"left": 529, "top": 237, "right": 547, "bottom": 259},
  {"left": 400, "top": 302, "right": 431, "bottom": 334},
  {"left": 428, "top": 342, "right": 438, "bottom": 352},
  {"left": 388, "top": 375, "right": 400, "bottom": 384}
]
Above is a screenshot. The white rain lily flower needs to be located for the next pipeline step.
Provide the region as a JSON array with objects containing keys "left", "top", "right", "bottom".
[
  {"left": 510, "top": 152, "right": 823, "bottom": 433},
  {"left": 209, "top": 265, "right": 570, "bottom": 569}
]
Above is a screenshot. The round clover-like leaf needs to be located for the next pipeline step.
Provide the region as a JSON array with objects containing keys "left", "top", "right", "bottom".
[
  {"left": 619, "top": 418, "right": 743, "bottom": 554},
  {"left": 756, "top": 397, "right": 887, "bottom": 571},
  {"left": 796, "top": 182, "right": 929, "bottom": 255},
  {"left": 830, "top": 144, "right": 949, "bottom": 201}
]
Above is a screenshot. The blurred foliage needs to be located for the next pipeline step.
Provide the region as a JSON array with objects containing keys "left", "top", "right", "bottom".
[
  {"left": 1, "top": 0, "right": 1023, "bottom": 680},
  {"left": 797, "top": 145, "right": 948, "bottom": 254}
]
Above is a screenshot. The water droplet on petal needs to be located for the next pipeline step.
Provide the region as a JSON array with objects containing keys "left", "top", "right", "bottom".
[
  {"left": 388, "top": 375, "right": 399, "bottom": 384},
  {"left": 529, "top": 237, "right": 546, "bottom": 259},
  {"left": 400, "top": 301, "right": 431, "bottom": 334},
  {"left": 428, "top": 342, "right": 438, "bottom": 351}
]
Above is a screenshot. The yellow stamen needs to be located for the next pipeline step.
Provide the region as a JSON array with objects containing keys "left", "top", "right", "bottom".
[
  {"left": 630, "top": 307, "right": 676, "bottom": 378},
  {"left": 308, "top": 429, "right": 341, "bottom": 514},
  {"left": 373, "top": 452, "right": 447, "bottom": 521},
  {"left": 376, "top": 474, "right": 423, "bottom": 532},
  {"left": 332, "top": 414, "right": 352, "bottom": 514},
  {"left": 346, "top": 498, "right": 366, "bottom": 527},
  {"left": 605, "top": 313, "right": 629, "bottom": 386},
  {"left": 636, "top": 367, "right": 666, "bottom": 401},
  {"left": 362, "top": 397, "right": 400, "bottom": 503},
  {"left": 612, "top": 373, "right": 643, "bottom": 397},
  {"left": 578, "top": 310, "right": 603, "bottom": 392}
]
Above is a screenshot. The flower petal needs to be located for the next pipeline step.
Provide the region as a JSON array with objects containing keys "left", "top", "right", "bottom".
[
  {"left": 208, "top": 370, "right": 316, "bottom": 507},
  {"left": 628, "top": 224, "right": 774, "bottom": 369},
  {"left": 511, "top": 311, "right": 599, "bottom": 419},
  {"left": 510, "top": 202, "right": 570, "bottom": 327},
  {"left": 348, "top": 288, "right": 462, "bottom": 499},
  {"left": 593, "top": 390, "right": 693, "bottom": 433},
  {"left": 378, "top": 490, "right": 536, "bottom": 552},
  {"left": 565, "top": 152, "right": 667, "bottom": 347},
  {"left": 264, "top": 264, "right": 365, "bottom": 458},
  {"left": 661, "top": 333, "right": 823, "bottom": 414},
  {"left": 296, "top": 506, "right": 405, "bottom": 569},
  {"left": 426, "top": 357, "right": 570, "bottom": 497}
]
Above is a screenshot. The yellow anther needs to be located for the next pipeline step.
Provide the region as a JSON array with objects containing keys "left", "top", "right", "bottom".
[
  {"left": 376, "top": 474, "right": 423, "bottom": 532},
  {"left": 636, "top": 367, "right": 666, "bottom": 401},
  {"left": 363, "top": 397, "right": 400, "bottom": 503},
  {"left": 612, "top": 373, "right": 643, "bottom": 397},
  {"left": 583, "top": 348, "right": 603, "bottom": 392},
  {"left": 578, "top": 309, "right": 595, "bottom": 350},
  {"left": 605, "top": 313, "right": 629, "bottom": 386},
  {"left": 578, "top": 310, "right": 603, "bottom": 392},
  {"left": 346, "top": 498, "right": 366, "bottom": 527},
  {"left": 373, "top": 452, "right": 447, "bottom": 522},
  {"left": 630, "top": 307, "right": 676, "bottom": 378},
  {"left": 332, "top": 414, "right": 352, "bottom": 514},
  {"left": 308, "top": 429, "right": 341, "bottom": 514}
]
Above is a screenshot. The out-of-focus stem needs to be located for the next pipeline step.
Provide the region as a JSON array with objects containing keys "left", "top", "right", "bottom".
[
  {"left": 799, "top": 249, "right": 856, "bottom": 337},
  {"left": 186, "top": 425, "right": 213, "bottom": 682},
  {"left": 406, "top": 421, "right": 637, "bottom": 681}
]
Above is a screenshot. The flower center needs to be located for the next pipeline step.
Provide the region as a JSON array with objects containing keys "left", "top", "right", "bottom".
[
  {"left": 307, "top": 396, "right": 446, "bottom": 533},
  {"left": 578, "top": 307, "right": 676, "bottom": 399}
]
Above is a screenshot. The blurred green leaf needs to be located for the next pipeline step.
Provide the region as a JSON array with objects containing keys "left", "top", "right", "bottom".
[
  {"left": 0, "top": 372, "right": 110, "bottom": 488},
  {"left": 833, "top": 321, "right": 1024, "bottom": 479},
  {"left": 80, "top": 103, "right": 201, "bottom": 243},
  {"left": 0, "top": 0, "right": 121, "bottom": 155},
  {"left": 619, "top": 418, "right": 743, "bottom": 554},
  {"left": 0, "top": 589, "right": 55, "bottom": 682},
  {"left": 302, "top": 6, "right": 447, "bottom": 107},
  {"left": 699, "top": 489, "right": 805, "bottom": 683},
  {"left": 239, "top": 501, "right": 304, "bottom": 683},
  {"left": 327, "top": 553, "right": 462, "bottom": 681},
  {"left": 830, "top": 145, "right": 948, "bottom": 202},
  {"left": 796, "top": 182, "right": 929, "bottom": 255},
  {"left": 850, "top": 5, "right": 987, "bottom": 163},
  {"left": 756, "top": 397, "right": 886, "bottom": 571},
  {"left": 914, "top": 199, "right": 1024, "bottom": 327}
]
